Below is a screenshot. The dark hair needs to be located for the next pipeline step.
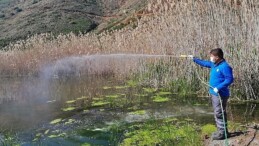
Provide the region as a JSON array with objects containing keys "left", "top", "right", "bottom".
[{"left": 210, "top": 48, "right": 224, "bottom": 59}]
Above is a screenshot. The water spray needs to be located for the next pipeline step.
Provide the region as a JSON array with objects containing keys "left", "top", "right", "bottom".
[{"left": 122, "top": 54, "right": 194, "bottom": 58}]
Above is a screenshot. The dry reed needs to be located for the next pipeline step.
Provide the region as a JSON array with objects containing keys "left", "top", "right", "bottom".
[{"left": 0, "top": 0, "right": 259, "bottom": 99}]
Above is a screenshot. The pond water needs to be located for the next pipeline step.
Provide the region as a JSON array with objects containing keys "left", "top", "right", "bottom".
[
  {"left": 0, "top": 75, "right": 259, "bottom": 145},
  {"left": 0, "top": 54, "right": 258, "bottom": 145}
]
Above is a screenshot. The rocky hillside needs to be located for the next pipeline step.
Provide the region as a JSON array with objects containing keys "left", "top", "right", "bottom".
[{"left": 0, "top": 0, "right": 147, "bottom": 49}]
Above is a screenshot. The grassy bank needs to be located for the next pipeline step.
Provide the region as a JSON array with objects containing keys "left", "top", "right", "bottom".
[
  {"left": 1, "top": 117, "right": 250, "bottom": 145},
  {"left": 0, "top": 0, "right": 259, "bottom": 100}
]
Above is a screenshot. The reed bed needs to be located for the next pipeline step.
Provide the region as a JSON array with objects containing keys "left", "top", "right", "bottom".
[{"left": 0, "top": 0, "right": 259, "bottom": 100}]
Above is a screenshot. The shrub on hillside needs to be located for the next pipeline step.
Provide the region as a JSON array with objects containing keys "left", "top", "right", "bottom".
[{"left": 0, "top": 14, "right": 5, "bottom": 18}]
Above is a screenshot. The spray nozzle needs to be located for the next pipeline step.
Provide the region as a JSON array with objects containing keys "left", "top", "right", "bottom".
[{"left": 180, "top": 55, "right": 193, "bottom": 58}]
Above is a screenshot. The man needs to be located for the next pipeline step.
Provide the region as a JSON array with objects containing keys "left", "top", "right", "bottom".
[{"left": 192, "top": 48, "right": 234, "bottom": 140}]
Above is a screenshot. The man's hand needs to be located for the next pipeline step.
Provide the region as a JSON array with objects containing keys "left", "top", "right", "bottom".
[
  {"left": 187, "top": 55, "right": 194, "bottom": 59},
  {"left": 213, "top": 88, "right": 219, "bottom": 93}
]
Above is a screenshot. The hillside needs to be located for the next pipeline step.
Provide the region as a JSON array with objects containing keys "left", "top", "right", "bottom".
[{"left": 0, "top": 0, "right": 147, "bottom": 49}]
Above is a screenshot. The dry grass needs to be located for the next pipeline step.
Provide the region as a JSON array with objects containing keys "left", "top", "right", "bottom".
[{"left": 1, "top": 0, "right": 259, "bottom": 99}]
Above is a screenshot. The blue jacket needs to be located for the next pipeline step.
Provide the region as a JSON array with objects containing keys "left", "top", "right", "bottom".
[{"left": 193, "top": 58, "right": 234, "bottom": 97}]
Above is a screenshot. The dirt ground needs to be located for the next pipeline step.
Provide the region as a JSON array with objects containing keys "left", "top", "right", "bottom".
[{"left": 204, "top": 126, "right": 259, "bottom": 146}]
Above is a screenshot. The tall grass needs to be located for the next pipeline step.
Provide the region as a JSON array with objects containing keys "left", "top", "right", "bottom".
[{"left": 0, "top": 0, "right": 259, "bottom": 100}]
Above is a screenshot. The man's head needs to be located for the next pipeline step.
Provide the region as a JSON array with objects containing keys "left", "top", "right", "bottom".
[{"left": 210, "top": 48, "right": 224, "bottom": 63}]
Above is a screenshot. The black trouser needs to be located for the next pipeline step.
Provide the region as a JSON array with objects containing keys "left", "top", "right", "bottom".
[{"left": 211, "top": 94, "right": 228, "bottom": 133}]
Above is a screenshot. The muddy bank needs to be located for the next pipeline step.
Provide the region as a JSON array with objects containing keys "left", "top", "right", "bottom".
[{"left": 204, "top": 125, "right": 259, "bottom": 146}]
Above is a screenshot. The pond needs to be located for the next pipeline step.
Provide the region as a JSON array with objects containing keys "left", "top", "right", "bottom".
[
  {"left": 0, "top": 55, "right": 259, "bottom": 146},
  {"left": 0, "top": 74, "right": 259, "bottom": 145}
]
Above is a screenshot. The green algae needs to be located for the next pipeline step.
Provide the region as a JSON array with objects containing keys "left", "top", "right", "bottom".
[
  {"left": 32, "top": 137, "right": 39, "bottom": 142},
  {"left": 44, "top": 129, "right": 50, "bottom": 135},
  {"left": 134, "top": 93, "right": 148, "bottom": 97},
  {"left": 152, "top": 96, "right": 170, "bottom": 103},
  {"left": 48, "top": 135, "right": 59, "bottom": 138},
  {"left": 118, "top": 93, "right": 126, "bottom": 96},
  {"left": 65, "top": 119, "right": 76, "bottom": 125},
  {"left": 62, "top": 107, "right": 76, "bottom": 112},
  {"left": 143, "top": 87, "right": 157, "bottom": 93},
  {"left": 76, "top": 96, "right": 88, "bottom": 100},
  {"left": 83, "top": 109, "right": 89, "bottom": 113},
  {"left": 50, "top": 118, "right": 62, "bottom": 124},
  {"left": 129, "top": 110, "right": 146, "bottom": 115},
  {"left": 105, "top": 95, "right": 120, "bottom": 98},
  {"left": 164, "top": 117, "right": 178, "bottom": 123},
  {"left": 120, "top": 120, "right": 201, "bottom": 146},
  {"left": 91, "top": 101, "right": 110, "bottom": 107},
  {"left": 48, "top": 133, "right": 66, "bottom": 138},
  {"left": 156, "top": 91, "right": 172, "bottom": 96},
  {"left": 66, "top": 100, "right": 76, "bottom": 104},
  {"left": 127, "top": 106, "right": 139, "bottom": 110},
  {"left": 201, "top": 124, "right": 217, "bottom": 137},
  {"left": 93, "top": 97, "right": 104, "bottom": 101},
  {"left": 103, "top": 86, "right": 112, "bottom": 90},
  {"left": 126, "top": 80, "right": 137, "bottom": 87},
  {"left": 35, "top": 133, "right": 42, "bottom": 137},
  {"left": 115, "top": 86, "right": 130, "bottom": 89}
]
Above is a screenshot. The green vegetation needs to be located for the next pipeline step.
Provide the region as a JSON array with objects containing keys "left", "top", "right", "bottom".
[
  {"left": 143, "top": 87, "right": 157, "bottom": 93},
  {"left": 103, "top": 86, "right": 112, "bottom": 90},
  {"left": 76, "top": 96, "right": 88, "bottom": 100},
  {"left": 62, "top": 107, "right": 76, "bottom": 112},
  {"left": 0, "top": 38, "right": 12, "bottom": 49},
  {"left": 126, "top": 80, "right": 138, "bottom": 87},
  {"left": 129, "top": 110, "right": 146, "bottom": 115},
  {"left": 61, "top": 19, "right": 96, "bottom": 34},
  {"left": 0, "top": 132, "right": 19, "bottom": 145},
  {"left": 115, "top": 85, "right": 130, "bottom": 89},
  {"left": 66, "top": 100, "right": 76, "bottom": 104},
  {"left": 105, "top": 95, "right": 120, "bottom": 98},
  {"left": 65, "top": 119, "right": 76, "bottom": 125},
  {"left": 228, "top": 121, "right": 246, "bottom": 132},
  {"left": 152, "top": 95, "right": 170, "bottom": 103},
  {"left": 50, "top": 118, "right": 62, "bottom": 124},
  {"left": 68, "top": 118, "right": 203, "bottom": 145},
  {"left": 170, "top": 79, "right": 198, "bottom": 96},
  {"left": 156, "top": 91, "right": 172, "bottom": 96},
  {"left": 120, "top": 119, "right": 202, "bottom": 146},
  {"left": 48, "top": 133, "right": 66, "bottom": 138},
  {"left": 201, "top": 124, "right": 217, "bottom": 137},
  {"left": 91, "top": 101, "right": 110, "bottom": 107},
  {"left": 0, "top": 14, "right": 5, "bottom": 18},
  {"left": 134, "top": 60, "right": 202, "bottom": 98}
]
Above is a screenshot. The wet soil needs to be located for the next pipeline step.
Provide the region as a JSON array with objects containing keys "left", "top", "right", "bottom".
[{"left": 204, "top": 125, "right": 259, "bottom": 146}]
